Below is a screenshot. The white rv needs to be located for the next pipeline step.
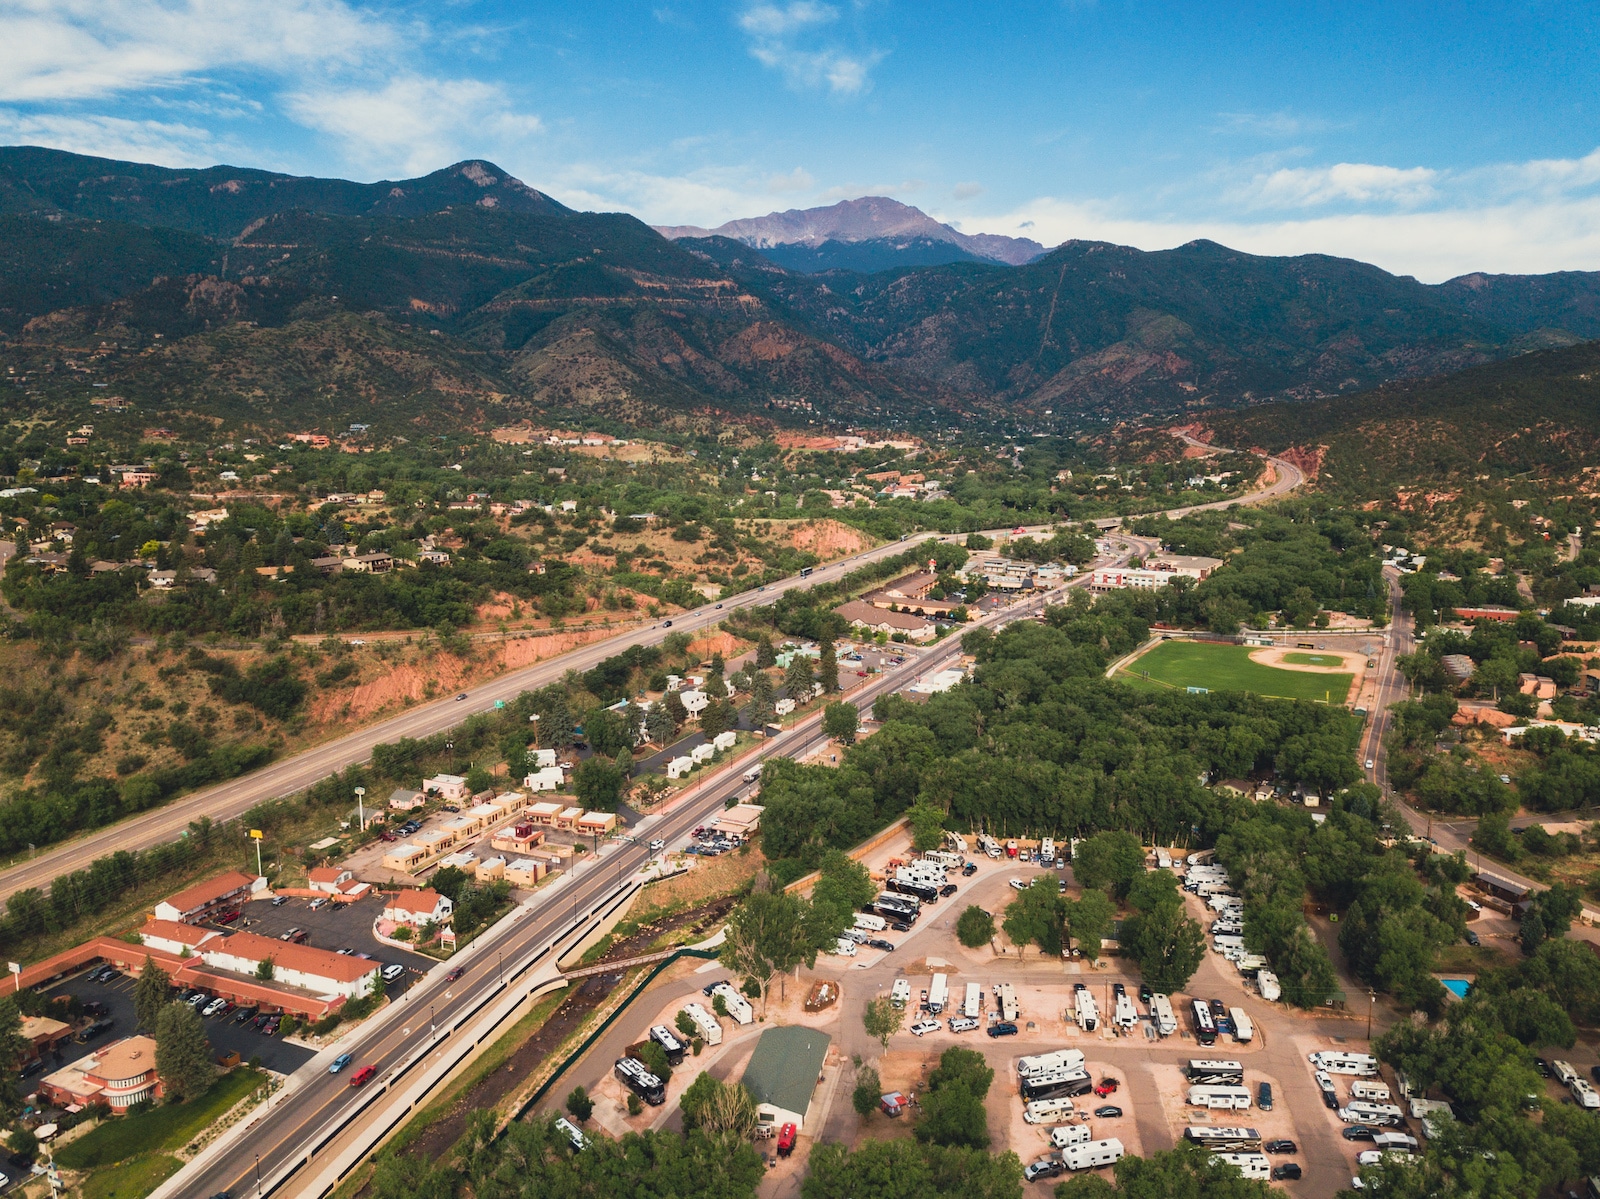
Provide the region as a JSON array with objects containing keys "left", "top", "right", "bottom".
[
  {"left": 1018, "top": 1048, "right": 1086, "bottom": 1079},
  {"left": 1024, "top": 1097, "right": 1077, "bottom": 1124},
  {"left": 1188, "top": 1086, "right": 1252, "bottom": 1110},
  {"left": 1040, "top": 837, "right": 1056, "bottom": 863},
  {"left": 1062, "top": 1138, "right": 1124, "bottom": 1171},
  {"left": 978, "top": 833, "right": 1003, "bottom": 858},
  {"left": 963, "top": 982, "right": 982, "bottom": 1021},
  {"left": 928, "top": 972, "right": 949, "bottom": 1014},
  {"left": 1113, "top": 992, "right": 1138, "bottom": 1029},
  {"left": 833, "top": 936, "right": 858, "bottom": 956},
  {"left": 1210, "top": 1152, "right": 1270, "bottom": 1180},
  {"left": 1151, "top": 993, "right": 1178, "bottom": 1037},
  {"left": 1350, "top": 1080, "right": 1392, "bottom": 1103},
  {"left": 1228, "top": 1008, "right": 1253, "bottom": 1043},
  {"left": 710, "top": 982, "right": 754, "bottom": 1025},
  {"left": 681, "top": 1002, "right": 722, "bottom": 1046},
  {"left": 1050, "top": 1124, "right": 1092, "bottom": 1149},
  {"left": 1311, "top": 1051, "right": 1380, "bottom": 1077},
  {"left": 944, "top": 831, "right": 969, "bottom": 855},
  {"left": 853, "top": 911, "right": 888, "bottom": 932},
  {"left": 890, "top": 978, "right": 912, "bottom": 1008},
  {"left": 1255, "top": 970, "right": 1281, "bottom": 1002},
  {"left": 1073, "top": 985, "right": 1098, "bottom": 1032},
  {"left": 996, "top": 982, "right": 1020, "bottom": 1023},
  {"left": 1339, "top": 1101, "right": 1405, "bottom": 1126}
]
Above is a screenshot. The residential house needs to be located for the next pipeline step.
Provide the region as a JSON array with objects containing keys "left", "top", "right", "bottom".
[
  {"left": 308, "top": 867, "right": 355, "bottom": 894},
  {"left": 422, "top": 774, "right": 469, "bottom": 802},
  {"left": 388, "top": 788, "right": 425, "bottom": 811},
  {"left": 383, "top": 889, "right": 454, "bottom": 928}
]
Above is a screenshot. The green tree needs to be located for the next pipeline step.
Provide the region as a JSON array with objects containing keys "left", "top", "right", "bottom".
[
  {"left": 679, "top": 1074, "right": 758, "bottom": 1138},
  {"left": 719, "top": 888, "right": 823, "bottom": 1014},
  {"left": 1121, "top": 871, "right": 1205, "bottom": 992},
  {"left": 785, "top": 655, "right": 815, "bottom": 704},
  {"left": 1004, "top": 878, "right": 1067, "bottom": 956},
  {"left": 133, "top": 957, "right": 171, "bottom": 1032},
  {"left": 811, "top": 850, "right": 876, "bottom": 925},
  {"left": 818, "top": 639, "right": 840, "bottom": 693},
  {"left": 957, "top": 905, "right": 995, "bottom": 948},
  {"left": 852, "top": 1063, "right": 882, "bottom": 1118},
  {"left": 822, "top": 701, "right": 859, "bottom": 746},
  {"left": 565, "top": 1086, "right": 594, "bottom": 1122},
  {"left": 1071, "top": 830, "right": 1146, "bottom": 900},
  {"left": 675, "top": 1009, "right": 699, "bottom": 1040},
  {"left": 574, "top": 756, "right": 625, "bottom": 811},
  {"left": 917, "top": 1046, "right": 993, "bottom": 1150},
  {"left": 154, "top": 1001, "right": 214, "bottom": 1101},
  {"left": 1521, "top": 883, "right": 1584, "bottom": 955},
  {"left": 907, "top": 801, "right": 947, "bottom": 854},
  {"left": 1065, "top": 889, "right": 1117, "bottom": 962},
  {"left": 464, "top": 765, "right": 494, "bottom": 794},
  {"left": 256, "top": 956, "right": 276, "bottom": 982},
  {"left": 0, "top": 997, "right": 29, "bottom": 1105},
  {"left": 645, "top": 703, "right": 676, "bottom": 746},
  {"left": 863, "top": 996, "right": 904, "bottom": 1049},
  {"left": 804, "top": 1139, "right": 1023, "bottom": 1199},
  {"left": 756, "top": 636, "right": 777, "bottom": 669},
  {"left": 1055, "top": 1142, "right": 1275, "bottom": 1198},
  {"left": 637, "top": 1040, "right": 673, "bottom": 1085},
  {"left": 750, "top": 672, "right": 777, "bottom": 726}
]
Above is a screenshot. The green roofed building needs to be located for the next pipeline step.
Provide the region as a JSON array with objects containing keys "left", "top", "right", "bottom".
[{"left": 740, "top": 1025, "right": 831, "bottom": 1132}]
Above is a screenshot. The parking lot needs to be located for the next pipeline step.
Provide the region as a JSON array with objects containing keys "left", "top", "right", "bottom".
[
  {"left": 224, "top": 892, "right": 432, "bottom": 986},
  {"left": 43, "top": 967, "right": 317, "bottom": 1077}
]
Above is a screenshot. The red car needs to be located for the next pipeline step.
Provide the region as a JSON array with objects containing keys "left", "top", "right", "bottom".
[
  {"left": 1094, "top": 1077, "right": 1121, "bottom": 1097},
  {"left": 776, "top": 1123, "right": 797, "bottom": 1157},
  {"left": 215, "top": 909, "right": 241, "bottom": 925},
  {"left": 445, "top": 967, "right": 464, "bottom": 983},
  {"left": 350, "top": 1064, "right": 377, "bottom": 1087}
]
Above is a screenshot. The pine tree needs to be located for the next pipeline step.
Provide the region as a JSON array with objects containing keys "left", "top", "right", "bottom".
[
  {"left": 133, "top": 957, "right": 171, "bottom": 1032},
  {"left": 154, "top": 1001, "right": 215, "bottom": 1101},
  {"left": 784, "top": 655, "right": 814, "bottom": 703},
  {"left": 755, "top": 635, "right": 776, "bottom": 669},
  {"left": 750, "top": 672, "right": 777, "bottom": 725},
  {"left": 817, "top": 638, "right": 840, "bottom": 693}
]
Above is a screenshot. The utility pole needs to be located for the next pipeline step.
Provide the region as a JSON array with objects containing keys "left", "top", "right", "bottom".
[{"left": 1366, "top": 989, "right": 1376, "bottom": 1041}]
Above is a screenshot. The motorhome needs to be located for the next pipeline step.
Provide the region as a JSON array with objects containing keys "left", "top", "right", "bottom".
[
  {"left": 1255, "top": 970, "right": 1281, "bottom": 1002},
  {"left": 1018, "top": 1048, "right": 1086, "bottom": 1078},
  {"left": 853, "top": 912, "right": 888, "bottom": 932},
  {"left": 922, "top": 850, "right": 960, "bottom": 869},
  {"left": 1073, "top": 985, "right": 1099, "bottom": 1032},
  {"left": 710, "top": 982, "right": 754, "bottom": 1025},
  {"left": 1186, "top": 1060, "right": 1245, "bottom": 1086},
  {"left": 1573, "top": 1079, "right": 1600, "bottom": 1110},
  {"left": 1228, "top": 1008, "right": 1254, "bottom": 1043},
  {"left": 554, "top": 1116, "right": 589, "bottom": 1152},
  {"left": 1113, "top": 991, "right": 1138, "bottom": 1029},
  {"left": 615, "top": 1057, "right": 666, "bottom": 1106},
  {"left": 978, "top": 833, "right": 1003, "bottom": 859},
  {"left": 1062, "top": 1139, "right": 1125, "bottom": 1171},
  {"left": 1022, "top": 1068, "right": 1093, "bottom": 1102},
  {"left": 963, "top": 982, "right": 982, "bottom": 1021},
  {"left": 681, "top": 1002, "right": 722, "bottom": 1046},
  {"left": 1050, "top": 1124, "right": 1092, "bottom": 1150},
  {"left": 944, "top": 831, "right": 969, "bottom": 855},
  {"left": 1210, "top": 1153, "right": 1270, "bottom": 1180},
  {"left": 1188, "top": 1085, "right": 1252, "bottom": 1110},
  {"left": 1151, "top": 993, "right": 1177, "bottom": 1037},
  {"left": 1212, "top": 934, "right": 1246, "bottom": 954},
  {"left": 1373, "top": 1132, "right": 1420, "bottom": 1153},
  {"left": 890, "top": 978, "right": 912, "bottom": 1008},
  {"left": 1040, "top": 837, "right": 1056, "bottom": 863},
  {"left": 1340, "top": 1101, "right": 1405, "bottom": 1126},
  {"left": 1310, "top": 1051, "right": 1380, "bottom": 1077},
  {"left": 649, "top": 1025, "right": 686, "bottom": 1066},
  {"left": 832, "top": 936, "right": 858, "bottom": 956},
  {"left": 928, "top": 973, "right": 949, "bottom": 1014},
  {"left": 889, "top": 878, "right": 939, "bottom": 903},
  {"left": 1350, "top": 1080, "right": 1392, "bottom": 1103},
  {"left": 1023, "top": 1097, "right": 1077, "bottom": 1124},
  {"left": 1192, "top": 998, "right": 1216, "bottom": 1045},
  {"left": 1181, "top": 1127, "right": 1262, "bottom": 1151},
  {"left": 996, "top": 982, "right": 1020, "bottom": 1023},
  {"left": 1555, "top": 1060, "right": 1581, "bottom": 1087}
]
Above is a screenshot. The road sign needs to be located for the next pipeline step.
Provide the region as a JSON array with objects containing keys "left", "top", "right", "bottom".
[{"left": 250, "top": 829, "right": 263, "bottom": 840}]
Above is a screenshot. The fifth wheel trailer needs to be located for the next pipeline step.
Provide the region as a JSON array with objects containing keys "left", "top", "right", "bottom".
[
  {"left": 928, "top": 973, "right": 950, "bottom": 1014},
  {"left": 681, "top": 1003, "right": 722, "bottom": 1046},
  {"left": 1062, "top": 1139, "right": 1125, "bottom": 1171}
]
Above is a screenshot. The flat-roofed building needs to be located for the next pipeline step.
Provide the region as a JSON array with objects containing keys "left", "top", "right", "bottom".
[
  {"left": 422, "top": 774, "right": 469, "bottom": 802},
  {"left": 1144, "top": 553, "right": 1223, "bottom": 579},
  {"left": 576, "top": 811, "right": 618, "bottom": 837},
  {"left": 527, "top": 800, "right": 564, "bottom": 824},
  {"left": 504, "top": 858, "right": 547, "bottom": 887},
  {"left": 381, "top": 842, "right": 429, "bottom": 872},
  {"left": 554, "top": 806, "right": 584, "bottom": 830}
]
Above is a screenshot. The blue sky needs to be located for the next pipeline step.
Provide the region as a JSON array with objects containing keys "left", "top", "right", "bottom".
[{"left": 5, "top": 1, "right": 1600, "bottom": 280}]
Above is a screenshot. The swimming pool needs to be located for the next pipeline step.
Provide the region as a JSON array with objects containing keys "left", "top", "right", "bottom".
[{"left": 1441, "top": 978, "right": 1471, "bottom": 998}]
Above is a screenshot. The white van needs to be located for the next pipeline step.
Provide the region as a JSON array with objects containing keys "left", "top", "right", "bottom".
[
  {"left": 1228, "top": 1008, "right": 1253, "bottom": 1043},
  {"left": 1019, "top": 1048, "right": 1086, "bottom": 1079},
  {"left": 1188, "top": 1086, "right": 1252, "bottom": 1110},
  {"left": 963, "top": 982, "right": 982, "bottom": 1021},
  {"left": 1062, "top": 1138, "right": 1124, "bottom": 1171},
  {"left": 1151, "top": 993, "right": 1177, "bottom": 1037},
  {"left": 1024, "top": 1097, "right": 1077, "bottom": 1124},
  {"left": 1351, "top": 1080, "right": 1392, "bottom": 1103},
  {"left": 1050, "top": 1124, "right": 1092, "bottom": 1149},
  {"left": 1210, "top": 1152, "right": 1269, "bottom": 1180},
  {"left": 890, "top": 978, "right": 911, "bottom": 1008},
  {"left": 1311, "top": 1051, "right": 1380, "bottom": 1077}
]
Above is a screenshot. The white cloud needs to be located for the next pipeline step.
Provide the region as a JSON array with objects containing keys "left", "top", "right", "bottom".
[
  {"left": 765, "top": 166, "right": 815, "bottom": 193},
  {"left": 737, "top": 1, "right": 881, "bottom": 95},
  {"left": 1246, "top": 162, "right": 1439, "bottom": 208},
  {"left": 953, "top": 181, "right": 983, "bottom": 200},
  {"left": 963, "top": 194, "right": 1600, "bottom": 282},
  {"left": 1215, "top": 111, "right": 1331, "bottom": 138},
  {"left": 283, "top": 77, "right": 541, "bottom": 178},
  {"left": 0, "top": 107, "right": 222, "bottom": 165},
  {"left": 0, "top": 0, "right": 385, "bottom": 102}
]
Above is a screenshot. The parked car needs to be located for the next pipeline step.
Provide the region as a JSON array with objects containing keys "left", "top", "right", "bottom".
[
  {"left": 271, "top": 896, "right": 290, "bottom": 906},
  {"left": 233, "top": 1006, "right": 258, "bottom": 1024},
  {"left": 948, "top": 1017, "right": 981, "bottom": 1033},
  {"left": 1265, "top": 1139, "right": 1298, "bottom": 1154},
  {"left": 910, "top": 1020, "right": 942, "bottom": 1037},
  {"left": 961, "top": 862, "right": 978, "bottom": 876},
  {"left": 1008, "top": 878, "right": 1027, "bottom": 891},
  {"left": 1024, "top": 1158, "right": 1065, "bottom": 1182},
  {"left": 1464, "top": 929, "right": 1480, "bottom": 946},
  {"left": 888, "top": 921, "right": 912, "bottom": 933},
  {"left": 1272, "top": 1163, "right": 1303, "bottom": 1180},
  {"left": 1094, "top": 1078, "right": 1120, "bottom": 1097},
  {"left": 1342, "top": 1126, "right": 1379, "bottom": 1142},
  {"left": 381, "top": 963, "right": 406, "bottom": 982},
  {"left": 215, "top": 909, "right": 241, "bottom": 925},
  {"left": 1094, "top": 1106, "right": 1123, "bottom": 1119},
  {"left": 202, "top": 997, "right": 228, "bottom": 1018},
  {"left": 280, "top": 928, "right": 302, "bottom": 942},
  {"left": 987, "top": 1022, "right": 1019, "bottom": 1038},
  {"left": 865, "top": 939, "right": 895, "bottom": 951}
]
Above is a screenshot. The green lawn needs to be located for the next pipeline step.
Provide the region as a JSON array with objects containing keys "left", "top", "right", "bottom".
[
  {"left": 79, "top": 1154, "right": 183, "bottom": 1199},
  {"left": 1119, "top": 641, "right": 1352, "bottom": 704},
  {"left": 1281, "top": 651, "right": 1345, "bottom": 667},
  {"left": 55, "top": 1068, "right": 267, "bottom": 1169}
]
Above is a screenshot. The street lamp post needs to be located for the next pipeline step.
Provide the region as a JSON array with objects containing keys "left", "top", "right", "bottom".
[
  {"left": 355, "top": 786, "right": 366, "bottom": 832},
  {"left": 255, "top": 1153, "right": 262, "bottom": 1199},
  {"left": 1366, "top": 989, "right": 1377, "bottom": 1040}
]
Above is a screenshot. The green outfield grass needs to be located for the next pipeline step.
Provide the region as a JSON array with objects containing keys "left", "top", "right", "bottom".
[
  {"left": 1118, "top": 641, "right": 1353, "bottom": 704},
  {"left": 1281, "top": 651, "right": 1345, "bottom": 667}
]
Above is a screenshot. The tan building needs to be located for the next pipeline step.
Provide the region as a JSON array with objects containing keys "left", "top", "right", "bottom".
[
  {"left": 834, "top": 600, "right": 936, "bottom": 642},
  {"left": 576, "top": 811, "right": 619, "bottom": 837},
  {"left": 504, "top": 858, "right": 547, "bottom": 887},
  {"left": 41, "top": 1036, "right": 163, "bottom": 1112}
]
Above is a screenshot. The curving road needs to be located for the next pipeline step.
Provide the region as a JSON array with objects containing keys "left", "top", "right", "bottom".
[{"left": 1, "top": 438, "right": 1300, "bottom": 909}]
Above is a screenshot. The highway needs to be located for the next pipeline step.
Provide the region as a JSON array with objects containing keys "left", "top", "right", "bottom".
[{"left": 168, "top": 533, "right": 1130, "bottom": 1199}]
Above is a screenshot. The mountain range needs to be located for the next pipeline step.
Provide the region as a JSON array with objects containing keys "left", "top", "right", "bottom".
[
  {"left": 4, "top": 146, "right": 1600, "bottom": 437},
  {"left": 654, "top": 195, "right": 1049, "bottom": 270}
]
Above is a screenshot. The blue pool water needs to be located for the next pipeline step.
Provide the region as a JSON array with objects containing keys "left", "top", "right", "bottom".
[{"left": 1441, "top": 978, "right": 1471, "bottom": 998}]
